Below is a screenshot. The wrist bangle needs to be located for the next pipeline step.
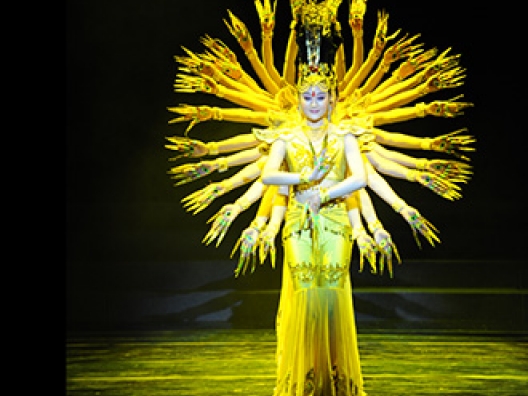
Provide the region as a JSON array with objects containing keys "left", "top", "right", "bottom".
[
  {"left": 250, "top": 219, "right": 266, "bottom": 232},
  {"left": 265, "top": 224, "right": 279, "bottom": 236},
  {"left": 416, "top": 158, "right": 428, "bottom": 170},
  {"left": 207, "top": 142, "right": 219, "bottom": 155},
  {"left": 212, "top": 107, "right": 223, "bottom": 121},
  {"left": 405, "top": 169, "right": 418, "bottom": 182},
  {"left": 420, "top": 139, "right": 432, "bottom": 151},
  {"left": 391, "top": 201, "right": 406, "bottom": 213},
  {"left": 367, "top": 220, "right": 383, "bottom": 235},
  {"left": 415, "top": 102, "right": 427, "bottom": 118},
  {"left": 299, "top": 168, "right": 311, "bottom": 184},
  {"left": 220, "top": 179, "right": 234, "bottom": 192},
  {"left": 235, "top": 197, "right": 251, "bottom": 211},
  {"left": 352, "top": 227, "right": 367, "bottom": 241},
  {"left": 217, "top": 157, "right": 229, "bottom": 173},
  {"left": 319, "top": 187, "right": 330, "bottom": 205}
]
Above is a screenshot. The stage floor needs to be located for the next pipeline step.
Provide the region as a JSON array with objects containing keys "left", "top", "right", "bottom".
[{"left": 67, "top": 329, "right": 528, "bottom": 395}]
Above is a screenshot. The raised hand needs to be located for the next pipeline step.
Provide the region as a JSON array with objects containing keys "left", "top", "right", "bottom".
[
  {"left": 310, "top": 148, "right": 336, "bottom": 182},
  {"left": 255, "top": 0, "right": 277, "bottom": 36},
  {"left": 181, "top": 182, "right": 229, "bottom": 214},
  {"left": 430, "top": 128, "right": 476, "bottom": 160},
  {"left": 203, "top": 204, "right": 242, "bottom": 247},
  {"left": 425, "top": 159, "right": 473, "bottom": 180},
  {"left": 349, "top": 0, "right": 367, "bottom": 32},
  {"left": 383, "top": 33, "right": 423, "bottom": 65},
  {"left": 174, "top": 74, "right": 218, "bottom": 95},
  {"left": 168, "top": 160, "right": 218, "bottom": 186},
  {"left": 399, "top": 205, "right": 440, "bottom": 248},
  {"left": 373, "top": 10, "right": 400, "bottom": 55},
  {"left": 167, "top": 105, "right": 218, "bottom": 133},
  {"left": 421, "top": 67, "right": 466, "bottom": 94},
  {"left": 413, "top": 171, "right": 463, "bottom": 201},
  {"left": 289, "top": 0, "right": 303, "bottom": 21},
  {"left": 224, "top": 10, "right": 253, "bottom": 53},
  {"left": 165, "top": 136, "right": 209, "bottom": 160},
  {"left": 394, "top": 48, "right": 438, "bottom": 80},
  {"left": 426, "top": 96, "right": 474, "bottom": 118},
  {"left": 200, "top": 35, "right": 239, "bottom": 64}
]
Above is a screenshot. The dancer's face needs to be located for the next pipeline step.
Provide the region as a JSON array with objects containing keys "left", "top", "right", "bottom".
[{"left": 300, "top": 85, "right": 330, "bottom": 123}]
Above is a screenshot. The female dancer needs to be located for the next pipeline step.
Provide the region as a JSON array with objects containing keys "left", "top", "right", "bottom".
[
  {"left": 164, "top": 1, "right": 474, "bottom": 394},
  {"left": 257, "top": 75, "right": 368, "bottom": 394}
]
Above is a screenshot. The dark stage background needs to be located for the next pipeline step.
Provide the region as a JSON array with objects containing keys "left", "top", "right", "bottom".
[{"left": 67, "top": 0, "right": 526, "bottom": 332}]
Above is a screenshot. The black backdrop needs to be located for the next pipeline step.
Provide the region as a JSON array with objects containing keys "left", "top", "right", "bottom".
[{"left": 67, "top": 0, "right": 525, "bottom": 330}]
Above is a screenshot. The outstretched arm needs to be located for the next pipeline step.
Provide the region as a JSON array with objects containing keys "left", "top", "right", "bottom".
[
  {"left": 255, "top": 0, "right": 282, "bottom": 86},
  {"left": 346, "top": 191, "right": 377, "bottom": 274},
  {"left": 181, "top": 157, "right": 267, "bottom": 214},
  {"left": 224, "top": 10, "right": 280, "bottom": 95},
  {"left": 165, "top": 133, "right": 261, "bottom": 160},
  {"left": 203, "top": 179, "right": 267, "bottom": 247},
  {"left": 365, "top": 163, "right": 440, "bottom": 247},
  {"left": 167, "top": 105, "right": 272, "bottom": 132},
  {"left": 168, "top": 146, "right": 262, "bottom": 186}
]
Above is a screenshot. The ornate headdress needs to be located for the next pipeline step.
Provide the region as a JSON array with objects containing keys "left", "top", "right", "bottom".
[{"left": 296, "top": 0, "right": 344, "bottom": 91}]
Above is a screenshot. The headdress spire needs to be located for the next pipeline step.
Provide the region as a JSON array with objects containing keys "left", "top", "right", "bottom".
[{"left": 296, "top": 0, "right": 344, "bottom": 91}]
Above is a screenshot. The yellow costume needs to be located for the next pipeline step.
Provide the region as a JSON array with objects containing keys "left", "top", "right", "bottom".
[
  {"left": 254, "top": 122, "right": 366, "bottom": 395},
  {"left": 164, "top": 1, "right": 475, "bottom": 395}
]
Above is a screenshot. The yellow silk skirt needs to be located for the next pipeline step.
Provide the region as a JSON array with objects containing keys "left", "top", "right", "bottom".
[{"left": 274, "top": 199, "right": 365, "bottom": 396}]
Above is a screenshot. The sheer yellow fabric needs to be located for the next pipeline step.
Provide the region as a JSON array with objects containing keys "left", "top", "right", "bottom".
[{"left": 274, "top": 199, "right": 365, "bottom": 396}]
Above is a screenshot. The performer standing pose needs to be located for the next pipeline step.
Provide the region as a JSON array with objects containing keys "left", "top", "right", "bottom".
[{"left": 165, "top": 1, "right": 474, "bottom": 394}]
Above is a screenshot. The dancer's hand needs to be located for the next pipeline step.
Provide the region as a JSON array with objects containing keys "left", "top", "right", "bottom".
[
  {"left": 168, "top": 160, "right": 218, "bottom": 186},
  {"left": 308, "top": 148, "right": 335, "bottom": 183},
  {"left": 165, "top": 135, "right": 209, "bottom": 160},
  {"left": 305, "top": 192, "right": 322, "bottom": 215},
  {"left": 372, "top": 228, "right": 401, "bottom": 278},
  {"left": 224, "top": 10, "right": 253, "bottom": 53},
  {"left": 424, "top": 159, "right": 473, "bottom": 180},
  {"left": 349, "top": 0, "right": 367, "bottom": 32},
  {"left": 203, "top": 204, "right": 241, "bottom": 247},
  {"left": 167, "top": 105, "right": 218, "bottom": 134},
  {"left": 232, "top": 226, "right": 259, "bottom": 277},
  {"left": 399, "top": 205, "right": 440, "bottom": 248},
  {"left": 259, "top": 225, "right": 279, "bottom": 268},
  {"left": 182, "top": 182, "right": 229, "bottom": 214},
  {"left": 255, "top": 0, "right": 276, "bottom": 36},
  {"left": 354, "top": 229, "right": 378, "bottom": 274},
  {"left": 429, "top": 128, "right": 476, "bottom": 161}
]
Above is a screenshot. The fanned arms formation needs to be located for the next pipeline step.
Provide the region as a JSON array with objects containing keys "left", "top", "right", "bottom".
[{"left": 165, "top": 0, "right": 475, "bottom": 278}]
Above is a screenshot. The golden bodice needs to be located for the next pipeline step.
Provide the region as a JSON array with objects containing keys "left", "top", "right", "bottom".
[
  {"left": 283, "top": 124, "right": 347, "bottom": 182},
  {"left": 254, "top": 121, "right": 373, "bottom": 183}
]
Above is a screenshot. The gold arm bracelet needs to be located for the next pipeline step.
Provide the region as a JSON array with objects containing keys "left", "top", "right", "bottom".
[
  {"left": 367, "top": 220, "right": 383, "bottom": 234},
  {"left": 420, "top": 139, "right": 432, "bottom": 150},
  {"left": 416, "top": 158, "right": 428, "bottom": 170},
  {"left": 352, "top": 227, "right": 367, "bottom": 241},
  {"left": 405, "top": 169, "right": 418, "bottom": 182},
  {"left": 217, "top": 157, "right": 229, "bottom": 173},
  {"left": 415, "top": 102, "right": 427, "bottom": 118},
  {"left": 235, "top": 196, "right": 251, "bottom": 211},
  {"left": 207, "top": 141, "right": 219, "bottom": 155},
  {"left": 391, "top": 200, "right": 406, "bottom": 213},
  {"left": 319, "top": 187, "right": 330, "bottom": 205},
  {"left": 299, "top": 168, "right": 311, "bottom": 184}
]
